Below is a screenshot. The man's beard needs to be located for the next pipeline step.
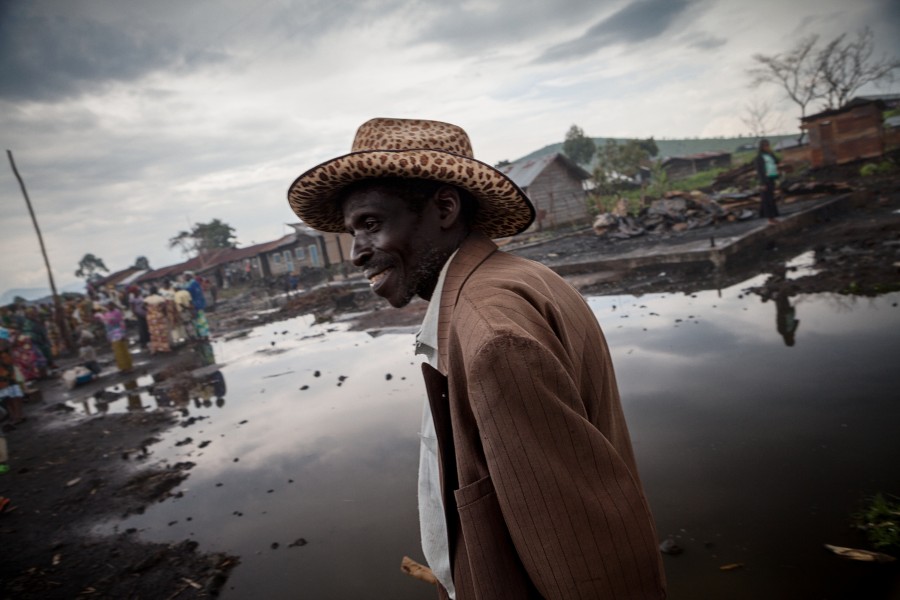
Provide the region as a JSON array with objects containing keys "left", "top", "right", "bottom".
[{"left": 366, "top": 244, "right": 454, "bottom": 308}]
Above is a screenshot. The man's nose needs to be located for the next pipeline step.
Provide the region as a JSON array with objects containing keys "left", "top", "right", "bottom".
[{"left": 350, "top": 235, "right": 372, "bottom": 267}]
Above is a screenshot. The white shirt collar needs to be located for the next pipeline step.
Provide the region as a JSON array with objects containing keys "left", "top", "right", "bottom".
[{"left": 415, "top": 249, "right": 458, "bottom": 365}]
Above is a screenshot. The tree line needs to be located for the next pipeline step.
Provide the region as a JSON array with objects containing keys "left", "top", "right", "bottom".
[{"left": 76, "top": 219, "right": 238, "bottom": 284}]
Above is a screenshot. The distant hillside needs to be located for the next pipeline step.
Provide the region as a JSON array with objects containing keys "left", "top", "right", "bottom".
[
  {"left": 516, "top": 134, "right": 799, "bottom": 167},
  {"left": 1, "top": 282, "right": 85, "bottom": 305}
]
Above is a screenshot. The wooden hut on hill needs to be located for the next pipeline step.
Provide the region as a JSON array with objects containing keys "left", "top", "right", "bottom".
[
  {"left": 499, "top": 153, "right": 592, "bottom": 231},
  {"left": 801, "top": 98, "right": 886, "bottom": 168}
]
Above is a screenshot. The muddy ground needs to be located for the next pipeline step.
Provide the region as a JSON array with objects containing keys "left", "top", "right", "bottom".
[
  {"left": 0, "top": 347, "right": 238, "bottom": 599},
  {"left": 2, "top": 171, "right": 898, "bottom": 599}
]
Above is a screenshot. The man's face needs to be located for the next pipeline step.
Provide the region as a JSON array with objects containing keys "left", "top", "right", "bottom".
[{"left": 342, "top": 185, "right": 450, "bottom": 308}]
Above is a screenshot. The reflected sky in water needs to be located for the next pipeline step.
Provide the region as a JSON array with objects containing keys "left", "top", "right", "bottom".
[{"left": 96, "top": 272, "right": 900, "bottom": 599}]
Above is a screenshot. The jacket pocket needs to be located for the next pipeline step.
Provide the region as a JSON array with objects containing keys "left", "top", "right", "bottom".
[{"left": 454, "top": 476, "right": 537, "bottom": 599}]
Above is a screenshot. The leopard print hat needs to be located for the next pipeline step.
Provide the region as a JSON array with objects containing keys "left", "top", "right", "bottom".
[{"left": 287, "top": 118, "right": 535, "bottom": 238}]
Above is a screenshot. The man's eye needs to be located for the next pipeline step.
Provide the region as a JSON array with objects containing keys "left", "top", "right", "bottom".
[{"left": 364, "top": 219, "right": 380, "bottom": 232}]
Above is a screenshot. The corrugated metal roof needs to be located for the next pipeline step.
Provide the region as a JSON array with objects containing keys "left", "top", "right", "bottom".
[
  {"left": 117, "top": 270, "right": 149, "bottom": 286},
  {"left": 94, "top": 266, "right": 141, "bottom": 287},
  {"left": 498, "top": 153, "right": 591, "bottom": 188},
  {"left": 132, "top": 227, "right": 330, "bottom": 284}
]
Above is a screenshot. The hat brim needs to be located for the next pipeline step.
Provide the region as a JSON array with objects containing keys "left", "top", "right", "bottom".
[{"left": 287, "top": 149, "right": 535, "bottom": 238}]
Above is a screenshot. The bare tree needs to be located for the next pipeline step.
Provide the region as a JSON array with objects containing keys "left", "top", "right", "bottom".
[
  {"left": 816, "top": 27, "right": 900, "bottom": 110},
  {"left": 749, "top": 35, "right": 823, "bottom": 142},
  {"left": 741, "top": 96, "right": 783, "bottom": 138}
]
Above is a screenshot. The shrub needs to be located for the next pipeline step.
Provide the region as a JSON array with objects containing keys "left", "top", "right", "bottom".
[{"left": 860, "top": 161, "right": 896, "bottom": 177}]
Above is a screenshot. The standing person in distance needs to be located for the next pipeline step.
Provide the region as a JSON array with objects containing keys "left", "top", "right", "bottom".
[{"left": 755, "top": 138, "right": 780, "bottom": 225}]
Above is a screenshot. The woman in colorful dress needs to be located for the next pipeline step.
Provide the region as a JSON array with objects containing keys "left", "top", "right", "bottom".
[
  {"left": 0, "top": 328, "right": 26, "bottom": 426},
  {"left": 96, "top": 303, "right": 132, "bottom": 372},
  {"left": 22, "top": 307, "right": 56, "bottom": 369},
  {"left": 144, "top": 286, "right": 172, "bottom": 354},
  {"left": 10, "top": 328, "right": 46, "bottom": 382},
  {"left": 185, "top": 273, "right": 210, "bottom": 339}
]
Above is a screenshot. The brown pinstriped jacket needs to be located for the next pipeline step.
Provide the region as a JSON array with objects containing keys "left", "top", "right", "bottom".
[{"left": 423, "top": 232, "right": 666, "bottom": 599}]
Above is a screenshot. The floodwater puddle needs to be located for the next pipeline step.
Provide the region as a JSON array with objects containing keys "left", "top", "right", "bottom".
[
  {"left": 92, "top": 259, "right": 900, "bottom": 599},
  {"left": 783, "top": 249, "right": 819, "bottom": 278},
  {"left": 65, "top": 374, "right": 157, "bottom": 415}
]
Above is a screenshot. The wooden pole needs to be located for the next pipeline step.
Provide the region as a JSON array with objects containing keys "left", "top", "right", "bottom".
[{"left": 7, "top": 150, "right": 75, "bottom": 354}]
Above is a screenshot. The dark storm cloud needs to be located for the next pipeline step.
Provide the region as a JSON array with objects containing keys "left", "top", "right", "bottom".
[
  {"left": 410, "top": 0, "right": 601, "bottom": 52},
  {"left": 688, "top": 32, "right": 727, "bottom": 50},
  {"left": 0, "top": 3, "right": 226, "bottom": 103},
  {"left": 874, "top": 0, "right": 900, "bottom": 55},
  {"left": 536, "top": 0, "right": 695, "bottom": 63}
]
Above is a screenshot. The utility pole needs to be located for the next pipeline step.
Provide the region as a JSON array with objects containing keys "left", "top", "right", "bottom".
[{"left": 7, "top": 150, "right": 75, "bottom": 354}]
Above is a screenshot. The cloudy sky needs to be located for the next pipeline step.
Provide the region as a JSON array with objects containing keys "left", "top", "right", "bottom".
[{"left": 2, "top": 0, "right": 898, "bottom": 296}]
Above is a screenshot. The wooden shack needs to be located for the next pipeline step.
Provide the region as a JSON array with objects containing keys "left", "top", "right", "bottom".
[
  {"left": 661, "top": 152, "right": 732, "bottom": 180},
  {"left": 774, "top": 139, "right": 811, "bottom": 167},
  {"left": 801, "top": 99, "right": 885, "bottom": 168},
  {"left": 499, "top": 153, "right": 592, "bottom": 231}
]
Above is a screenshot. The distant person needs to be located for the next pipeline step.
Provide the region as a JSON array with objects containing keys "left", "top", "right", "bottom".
[
  {"left": 173, "top": 282, "right": 196, "bottom": 342},
  {"left": 9, "top": 327, "right": 46, "bottom": 383},
  {"left": 755, "top": 138, "right": 780, "bottom": 225},
  {"left": 129, "top": 286, "right": 150, "bottom": 348},
  {"left": 22, "top": 307, "right": 55, "bottom": 370},
  {"left": 0, "top": 328, "right": 26, "bottom": 428},
  {"left": 184, "top": 272, "right": 210, "bottom": 339},
  {"left": 287, "top": 118, "right": 665, "bottom": 599},
  {"left": 96, "top": 302, "right": 132, "bottom": 372},
  {"left": 144, "top": 286, "right": 172, "bottom": 354}
]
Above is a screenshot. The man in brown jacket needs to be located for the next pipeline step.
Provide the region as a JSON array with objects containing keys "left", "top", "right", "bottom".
[{"left": 288, "top": 118, "right": 666, "bottom": 599}]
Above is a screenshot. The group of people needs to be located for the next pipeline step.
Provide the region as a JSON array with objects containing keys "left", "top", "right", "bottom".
[
  {"left": 0, "top": 306, "right": 58, "bottom": 402},
  {"left": 0, "top": 271, "right": 213, "bottom": 391},
  {"left": 93, "top": 272, "right": 211, "bottom": 373},
  {"left": 0, "top": 318, "right": 42, "bottom": 476}
]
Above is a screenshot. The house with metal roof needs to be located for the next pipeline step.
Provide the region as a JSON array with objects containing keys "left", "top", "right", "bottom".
[
  {"left": 133, "top": 225, "right": 354, "bottom": 289},
  {"left": 499, "top": 153, "right": 593, "bottom": 231}
]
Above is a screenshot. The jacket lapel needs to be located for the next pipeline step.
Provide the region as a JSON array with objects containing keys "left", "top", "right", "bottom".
[{"left": 436, "top": 232, "right": 497, "bottom": 372}]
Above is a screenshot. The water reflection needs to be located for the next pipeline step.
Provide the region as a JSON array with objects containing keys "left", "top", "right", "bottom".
[
  {"left": 755, "top": 264, "right": 801, "bottom": 347},
  {"left": 774, "top": 288, "right": 800, "bottom": 346},
  {"left": 90, "top": 265, "right": 900, "bottom": 599},
  {"left": 592, "top": 280, "right": 900, "bottom": 599}
]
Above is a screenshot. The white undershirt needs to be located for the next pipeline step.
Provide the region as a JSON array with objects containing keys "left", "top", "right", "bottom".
[{"left": 414, "top": 250, "right": 457, "bottom": 599}]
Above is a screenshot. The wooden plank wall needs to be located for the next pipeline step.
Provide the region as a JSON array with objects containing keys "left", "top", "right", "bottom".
[
  {"left": 806, "top": 104, "right": 885, "bottom": 168},
  {"left": 526, "top": 159, "right": 590, "bottom": 229}
]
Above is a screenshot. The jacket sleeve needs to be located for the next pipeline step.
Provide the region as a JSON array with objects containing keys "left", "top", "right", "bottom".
[{"left": 465, "top": 333, "right": 664, "bottom": 599}]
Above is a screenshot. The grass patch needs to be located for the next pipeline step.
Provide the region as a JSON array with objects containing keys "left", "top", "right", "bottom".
[
  {"left": 854, "top": 493, "right": 900, "bottom": 550},
  {"left": 860, "top": 160, "right": 897, "bottom": 177},
  {"left": 669, "top": 167, "right": 728, "bottom": 192}
]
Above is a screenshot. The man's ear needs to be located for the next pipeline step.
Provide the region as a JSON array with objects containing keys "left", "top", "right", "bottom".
[{"left": 433, "top": 186, "right": 463, "bottom": 230}]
